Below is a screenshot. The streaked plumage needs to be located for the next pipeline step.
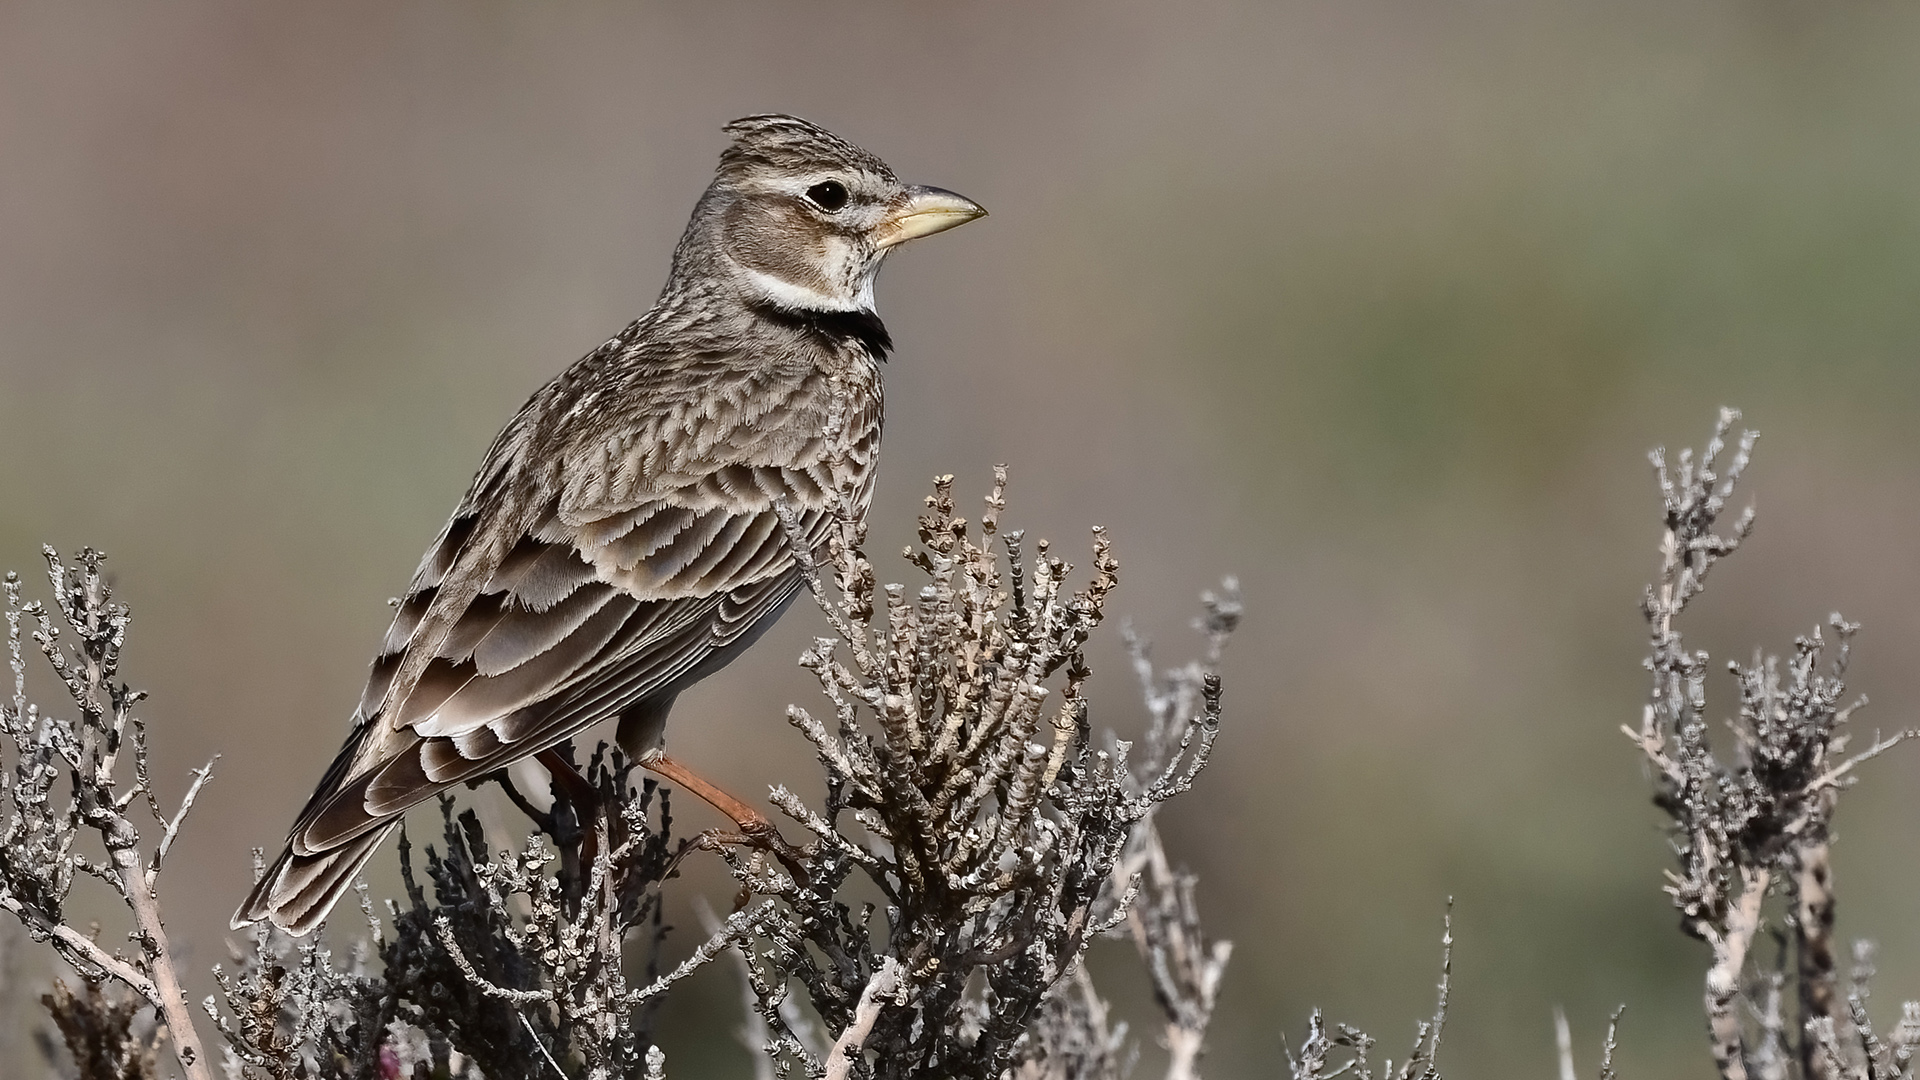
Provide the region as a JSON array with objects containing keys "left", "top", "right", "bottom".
[{"left": 236, "top": 115, "right": 984, "bottom": 935}]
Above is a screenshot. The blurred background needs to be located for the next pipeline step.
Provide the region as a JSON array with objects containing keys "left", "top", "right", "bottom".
[{"left": 5, "top": 1, "right": 1920, "bottom": 1075}]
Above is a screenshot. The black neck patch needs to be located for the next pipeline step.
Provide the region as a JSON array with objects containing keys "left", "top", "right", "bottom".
[{"left": 756, "top": 304, "right": 893, "bottom": 361}]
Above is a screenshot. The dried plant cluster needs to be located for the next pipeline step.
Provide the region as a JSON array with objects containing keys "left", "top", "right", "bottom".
[
  {"left": 13, "top": 410, "right": 1920, "bottom": 1080},
  {"left": 206, "top": 747, "right": 682, "bottom": 1080},
  {"left": 1268, "top": 407, "right": 1920, "bottom": 1080},
  {"left": 1631, "top": 409, "right": 1920, "bottom": 1080},
  {"left": 713, "top": 470, "right": 1228, "bottom": 1080},
  {"left": 0, "top": 474, "right": 1240, "bottom": 1080},
  {"left": 0, "top": 551, "right": 215, "bottom": 1080},
  {"left": 1276, "top": 912, "right": 1453, "bottom": 1080}
]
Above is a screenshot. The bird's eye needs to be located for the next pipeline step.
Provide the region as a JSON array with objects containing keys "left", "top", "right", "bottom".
[{"left": 806, "top": 180, "right": 850, "bottom": 212}]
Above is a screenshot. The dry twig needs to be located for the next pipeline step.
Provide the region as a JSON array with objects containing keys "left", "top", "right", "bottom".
[
  {"left": 0, "top": 551, "right": 215, "bottom": 1080},
  {"left": 1632, "top": 409, "right": 1920, "bottom": 1080}
]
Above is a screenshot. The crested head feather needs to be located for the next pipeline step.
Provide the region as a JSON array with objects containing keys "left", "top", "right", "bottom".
[{"left": 718, "top": 114, "right": 896, "bottom": 184}]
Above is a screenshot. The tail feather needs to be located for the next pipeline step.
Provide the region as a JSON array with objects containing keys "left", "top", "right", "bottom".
[{"left": 232, "top": 822, "right": 397, "bottom": 936}]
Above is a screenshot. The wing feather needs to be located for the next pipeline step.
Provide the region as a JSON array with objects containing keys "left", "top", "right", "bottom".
[
  {"left": 697, "top": 511, "right": 783, "bottom": 590},
  {"left": 434, "top": 592, "right": 511, "bottom": 666},
  {"left": 487, "top": 539, "right": 598, "bottom": 610},
  {"left": 668, "top": 512, "right": 754, "bottom": 588},
  {"left": 410, "top": 592, "right": 636, "bottom": 737},
  {"left": 250, "top": 339, "right": 880, "bottom": 935},
  {"left": 447, "top": 572, "right": 806, "bottom": 779},
  {"left": 600, "top": 506, "right": 699, "bottom": 570},
  {"left": 633, "top": 508, "right": 732, "bottom": 582},
  {"left": 471, "top": 583, "right": 620, "bottom": 676}
]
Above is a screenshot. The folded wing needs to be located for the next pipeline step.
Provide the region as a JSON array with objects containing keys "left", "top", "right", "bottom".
[{"left": 236, "top": 472, "right": 838, "bottom": 933}]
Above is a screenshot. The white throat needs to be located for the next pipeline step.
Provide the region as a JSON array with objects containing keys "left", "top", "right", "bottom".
[{"left": 741, "top": 266, "right": 876, "bottom": 314}]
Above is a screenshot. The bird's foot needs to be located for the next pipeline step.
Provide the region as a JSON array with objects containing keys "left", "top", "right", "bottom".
[
  {"left": 640, "top": 752, "right": 812, "bottom": 880},
  {"left": 535, "top": 746, "right": 603, "bottom": 877},
  {"left": 671, "top": 826, "right": 814, "bottom": 885}
]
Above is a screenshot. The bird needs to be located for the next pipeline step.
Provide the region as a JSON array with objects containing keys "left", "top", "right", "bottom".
[{"left": 234, "top": 114, "right": 985, "bottom": 935}]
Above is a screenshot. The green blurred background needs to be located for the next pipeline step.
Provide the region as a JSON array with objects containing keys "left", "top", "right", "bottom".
[{"left": 5, "top": 2, "right": 1920, "bottom": 1076}]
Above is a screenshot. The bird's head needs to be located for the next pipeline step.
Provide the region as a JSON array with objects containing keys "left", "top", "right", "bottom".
[{"left": 673, "top": 114, "right": 986, "bottom": 315}]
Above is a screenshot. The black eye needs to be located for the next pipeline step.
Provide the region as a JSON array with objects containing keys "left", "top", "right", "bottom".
[{"left": 806, "top": 180, "right": 849, "bottom": 212}]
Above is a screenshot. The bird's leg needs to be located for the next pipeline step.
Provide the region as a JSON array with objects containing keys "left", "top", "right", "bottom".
[
  {"left": 535, "top": 747, "right": 602, "bottom": 881},
  {"left": 639, "top": 752, "right": 810, "bottom": 877}
]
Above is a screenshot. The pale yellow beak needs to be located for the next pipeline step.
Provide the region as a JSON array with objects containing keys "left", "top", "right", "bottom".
[{"left": 875, "top": 185, "right": 987, "bottom": 250}]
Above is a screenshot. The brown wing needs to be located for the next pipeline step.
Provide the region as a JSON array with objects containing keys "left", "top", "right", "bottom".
[
  {"left": 300, "top": 494, "right": 832, "bottom": 847},
  {"left": 238, "top": 342, "right": 882, "bottom": 934},
  {"left": 235, "top": 494, "right": 834, "bottom": 932}
]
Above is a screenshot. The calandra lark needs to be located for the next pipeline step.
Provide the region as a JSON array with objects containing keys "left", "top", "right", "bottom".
[{"left": 236, "top": 115, "right": 985, "bottom": 935}]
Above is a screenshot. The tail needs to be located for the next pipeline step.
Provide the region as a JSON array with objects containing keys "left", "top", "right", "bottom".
[{"left": 231, "top": 822, "right": 398, "bottom": 936}]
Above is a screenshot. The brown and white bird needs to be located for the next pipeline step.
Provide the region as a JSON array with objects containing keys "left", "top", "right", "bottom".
[{"left": 235, "top": 115, "right": 985, "bottom": 935}]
